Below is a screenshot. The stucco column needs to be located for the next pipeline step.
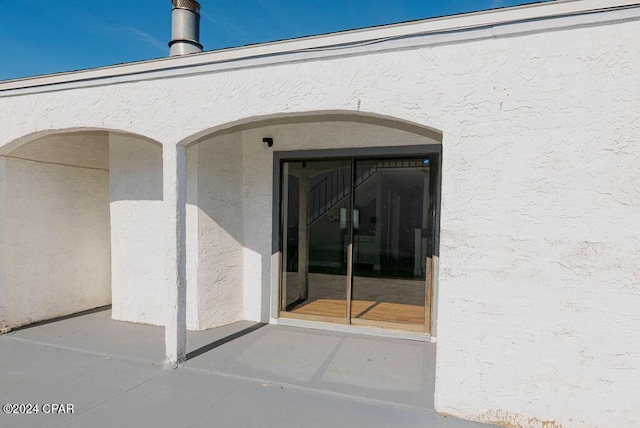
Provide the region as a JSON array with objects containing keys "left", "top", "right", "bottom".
[
  {"left": 163, "top": 143, "right": 187, "bottom": 365},
  {"left": 0, "top": 157, "right": 8, "bottom": 333}
]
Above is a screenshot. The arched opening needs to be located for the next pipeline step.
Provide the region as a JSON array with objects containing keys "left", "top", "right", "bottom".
[
  {"left": 0, "top": 129, "right": 164, "bottom": 332},
  {"left": 179, "top": 110, "right": 442, "bottom": 334}
]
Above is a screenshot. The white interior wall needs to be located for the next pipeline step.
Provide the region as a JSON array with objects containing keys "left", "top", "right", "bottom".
[
  {"left": 4, "top": 133, "right": 111, "bottom": 328},
  {"left": 109, "top": 134, "right": 165, "bottom": 326}
]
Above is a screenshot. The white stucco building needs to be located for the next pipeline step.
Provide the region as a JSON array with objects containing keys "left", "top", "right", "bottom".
[{"left": 1, "top": 0, "right": 639, "bottom": 426}]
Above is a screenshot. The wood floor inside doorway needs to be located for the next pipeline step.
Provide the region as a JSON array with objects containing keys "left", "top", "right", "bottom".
[{"left": 291, "top": 299, "right": 425, "bottom": 325}]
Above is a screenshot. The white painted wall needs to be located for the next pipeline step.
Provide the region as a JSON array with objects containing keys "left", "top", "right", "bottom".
[
  {"left": 2, "top": 133, "right": 111, "bottom": 328},
  {"left": 186, "top": 135, "right": 244, "bottom": 330},
  {"left": 109, "top": 134, "right": 165, "bottom": 326},
  {"left": 0, "top": 7, "right": 638, "bottom": 427},
  {"left": 186, "top": 144, "right": 200, "bottom": 329}
]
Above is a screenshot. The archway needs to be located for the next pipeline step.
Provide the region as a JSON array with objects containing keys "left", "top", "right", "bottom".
[
  {"left": 176, "top": 110, "right": 442, "bottom": 335},
  {"left": 0, "top": 129, "right": 164, "bottom": 331}
]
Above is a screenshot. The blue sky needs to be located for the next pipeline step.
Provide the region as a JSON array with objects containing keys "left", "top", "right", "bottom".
[{"left": 0, "top": 0, "right": 549, "bottom": 81}]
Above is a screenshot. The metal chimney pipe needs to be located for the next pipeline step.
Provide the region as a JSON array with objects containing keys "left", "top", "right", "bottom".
[{"left": 169, "top": 0, "right": 203, "bottom": 56}]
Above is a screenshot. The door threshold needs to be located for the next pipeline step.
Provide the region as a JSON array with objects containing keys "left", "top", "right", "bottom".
[{"left": 273, "top": 317, "right": 436, "bottom": 343}]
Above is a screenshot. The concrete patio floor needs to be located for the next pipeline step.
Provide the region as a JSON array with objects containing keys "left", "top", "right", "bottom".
[{"left": 0, "top": 308, "right": 491, "bottom": 428}]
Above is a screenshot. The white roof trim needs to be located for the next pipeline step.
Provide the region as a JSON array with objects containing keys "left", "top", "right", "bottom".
[{"left": 1, "top": 0, "right": 639, "bottom": 96}]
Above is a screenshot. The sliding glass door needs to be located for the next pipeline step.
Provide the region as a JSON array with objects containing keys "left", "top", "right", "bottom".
[
  {"left": 351, "top": 158, "right": 432, "bottom": 329},
  {"left": 280, "top": 155, "right": 437, "bottom": 332},
  {"left": 280, "top": 160, "right": 352, "bottom": 322}
]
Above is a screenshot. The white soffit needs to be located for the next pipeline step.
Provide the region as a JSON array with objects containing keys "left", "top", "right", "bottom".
[{"left": 1, "top": 0, "right": 639, "bottom": 96}]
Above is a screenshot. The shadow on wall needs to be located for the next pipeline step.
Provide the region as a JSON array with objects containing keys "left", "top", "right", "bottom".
[
  {"left": 108, "top": 133, "right": 163, "bottom": 202},
  {"left": 186, "top": 132, "right": 246, "bottom": 329}
]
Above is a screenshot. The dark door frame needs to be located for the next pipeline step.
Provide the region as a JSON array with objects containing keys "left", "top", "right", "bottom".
[{"left": 272, "top": 144, "right": 442, "bottom": 333}]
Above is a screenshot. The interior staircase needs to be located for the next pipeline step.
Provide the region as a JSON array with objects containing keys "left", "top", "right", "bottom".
[{"left": 307, "top": 165, "right": 377, "bottom": 225}]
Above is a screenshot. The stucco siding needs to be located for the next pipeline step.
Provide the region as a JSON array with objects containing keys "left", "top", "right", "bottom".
[
  {"left": 186, "top": 144, "right": 200, "bottom": 329},
  {"left": 194, "top": 136, "right": 245, "bottom": 329},
  {"left": 109, "top": 134, "right": 165, "bottom": 326},
  {"left": 432, "top": 23, "right": 640, "bottom": 428},
  {"left": 3, "top": 134, "right": 111, "bottom": 328}
]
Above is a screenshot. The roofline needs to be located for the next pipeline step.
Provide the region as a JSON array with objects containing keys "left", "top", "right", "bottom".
[{"left": 1, "top": 0, "right": 639, "bottom": 95}]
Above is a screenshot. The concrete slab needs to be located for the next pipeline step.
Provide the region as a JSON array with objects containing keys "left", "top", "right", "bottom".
[
  {"left": 6, "top": 308, "right": 434, "bottom": 409},
  {"left": 57, "top": 366, "right": 246, "bottom": 428},
  {"left": 187, "top": 382, "right": 482, "bottom": 428},
  {"left": 4, "top": 307, "right": 165, "bottom": 364},
  {"left": 183, "top": 324, "right": 436, "bottom": 409},
  {"left": 5, "top": 307, "right": 257, "bottom": 364},
  {"left": 0, "top": 340, "right": 162, "bottom": 427},
  {"left": 0, "top": 310, "right": 493, "bottom": 427}
]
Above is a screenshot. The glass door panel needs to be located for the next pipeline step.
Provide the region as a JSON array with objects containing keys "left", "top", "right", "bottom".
[
  {"left": 351, "top": 158, "right": 431, "bottom": 327},
  {"left": 280, "top": 159, "right": 352, "bottom": 321}
]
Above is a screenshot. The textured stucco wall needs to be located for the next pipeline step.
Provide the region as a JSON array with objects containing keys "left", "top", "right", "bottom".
[
  {"left": 109, "top": 134, "right": 165, "bottom": 326},
  {"left": 430, "top": 29, "right": 640, "bottom": 428},
  {"left": 186, "top": 144, "right": 200, "bottom": 329},
  {"left": 0, "top": 13, "right": 638, "bottom": 428},
  {"left": 2, "top": 133, "right": 111, "bottom": 328},
  {"left": 186, "top": 135, "right": 244, "bottom": 330}
]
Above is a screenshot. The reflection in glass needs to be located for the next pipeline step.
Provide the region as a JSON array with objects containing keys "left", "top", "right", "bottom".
[
  {"left": 351, "top": 159, "right": 430, "bottom": 325},
  {"left": 280, "top": 156, "right": 434, "bottom": 328},
  {"left": 281, "top": 160, "right": 351, "bottom": 319}
]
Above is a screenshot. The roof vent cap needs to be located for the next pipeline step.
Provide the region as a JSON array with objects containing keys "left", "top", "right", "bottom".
[{"left": 169, "top": 0, "right": 202, "bottom": 56}]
